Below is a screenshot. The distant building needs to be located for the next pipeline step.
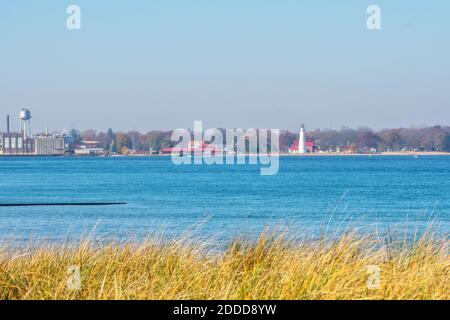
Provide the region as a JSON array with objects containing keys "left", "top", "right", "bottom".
[
  {"left": 74, "top": 141, "right": 104, "bottom": 155},
  {"left": 0, "top": 133, "right": 34, "bottom": 155},
  {"left": 289, "top": 140, "right": 317, "bottom": 153},
  {"left": 34, "top": 135, "right": 65, "bottom": 155},
  {"left": 0, "top": 133, "right": 64, "bottom": 156},
  {"left": 306, "top": 141, "right": 317, "bottom": 153},
  {"left": 0, "top": 110, "right": 66, "bottom": 156},
  {"left": 130, "top": 149, "right": 151, "bottom": 156},
  {"left": 160, "top": 140, "right": 223, "bottom": 155}
]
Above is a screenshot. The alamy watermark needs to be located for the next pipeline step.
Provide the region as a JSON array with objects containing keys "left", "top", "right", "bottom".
[
  {"left": 367, "top": 5, "right": 382, "bottom": 30},
  {"left": 65, "top": 5, "right": 381, "bottom": 31},
  {"left": 170, "top": 121, "right": 280, "bottom": 176},
  {"left": 66, "top": 5, "right": 81, "bottom": 30},
  {"left": 66, "top": 265, "right": 82, "bottom": 290},
  {"left": 366, "top": 265, "right": 381, "bottom": 290}
]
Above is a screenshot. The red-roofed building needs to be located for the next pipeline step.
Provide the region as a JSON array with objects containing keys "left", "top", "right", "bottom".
[{"left": 289, "top": 140, "right": 317, "bottom": 153}]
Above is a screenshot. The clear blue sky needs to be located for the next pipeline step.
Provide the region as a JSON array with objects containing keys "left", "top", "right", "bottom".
[{"left": 1, "top": 1, "right": 449, "bottom": 132}]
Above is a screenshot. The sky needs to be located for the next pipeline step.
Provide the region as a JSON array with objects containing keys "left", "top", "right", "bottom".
[{"left": 1, "top": 1, "right": 449, "bottom": 133}]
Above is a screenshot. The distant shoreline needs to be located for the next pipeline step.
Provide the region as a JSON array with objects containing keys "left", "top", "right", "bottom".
[
  {"left": 1, "top": 151, "right": 450, "bottom": 158},
  {"left": 282, "top": 151, "right": 450, "bottom": 157}
]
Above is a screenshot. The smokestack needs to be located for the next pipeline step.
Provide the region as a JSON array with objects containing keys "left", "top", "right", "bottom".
[{"left": 6, "top": 115, "right": 10, "bottom": 134}]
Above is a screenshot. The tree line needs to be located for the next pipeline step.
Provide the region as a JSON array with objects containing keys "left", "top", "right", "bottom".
[{"left": 69, "top": 125, "right": 450, "bottom": 153}]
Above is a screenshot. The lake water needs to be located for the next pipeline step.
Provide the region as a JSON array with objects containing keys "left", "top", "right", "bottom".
[{"left": 0, "top": 156, "right": 449, "bottom": 244}]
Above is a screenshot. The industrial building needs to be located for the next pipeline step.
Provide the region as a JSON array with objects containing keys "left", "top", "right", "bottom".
[
  {"left": 0, "top": 132, "right": 34, "bottom": 155},
  {"left": 34, "top": 135, "right": 65, "bottom": 155},
  {"left": 0, "top": 109, "right": 65, "bottom": 156}
]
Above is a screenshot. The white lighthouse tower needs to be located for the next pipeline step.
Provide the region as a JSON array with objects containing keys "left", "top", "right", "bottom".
[{"left": 298, "top": 124, "right": 306, "bottom": 154}]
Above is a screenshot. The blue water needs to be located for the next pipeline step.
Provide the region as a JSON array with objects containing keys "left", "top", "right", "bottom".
[{"left": 0, "top": 156, "right": 449, "bottom": 244}]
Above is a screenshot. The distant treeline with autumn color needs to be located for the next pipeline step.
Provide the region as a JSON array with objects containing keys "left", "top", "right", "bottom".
[{"left": 67, "top": 126, "right": 450, "bottom": 154}]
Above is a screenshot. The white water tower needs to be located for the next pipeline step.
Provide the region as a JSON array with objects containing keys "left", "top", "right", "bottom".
[{"left": 20, "top": 108, "right": 32, "bottom": 139}]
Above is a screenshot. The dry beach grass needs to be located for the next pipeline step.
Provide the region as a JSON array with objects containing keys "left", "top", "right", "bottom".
[{"left": 0, "top": 232, "right": 448, "bottom": 300}]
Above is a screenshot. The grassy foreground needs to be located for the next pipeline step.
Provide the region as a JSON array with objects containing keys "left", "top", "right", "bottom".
[{"left": 0, "top": 233, "right": 448, "bottom": 300}]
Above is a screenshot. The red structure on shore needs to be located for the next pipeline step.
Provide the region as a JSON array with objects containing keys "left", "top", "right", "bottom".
[{"left": 289, "top": 140, "right": 317, "bottom": 153}]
